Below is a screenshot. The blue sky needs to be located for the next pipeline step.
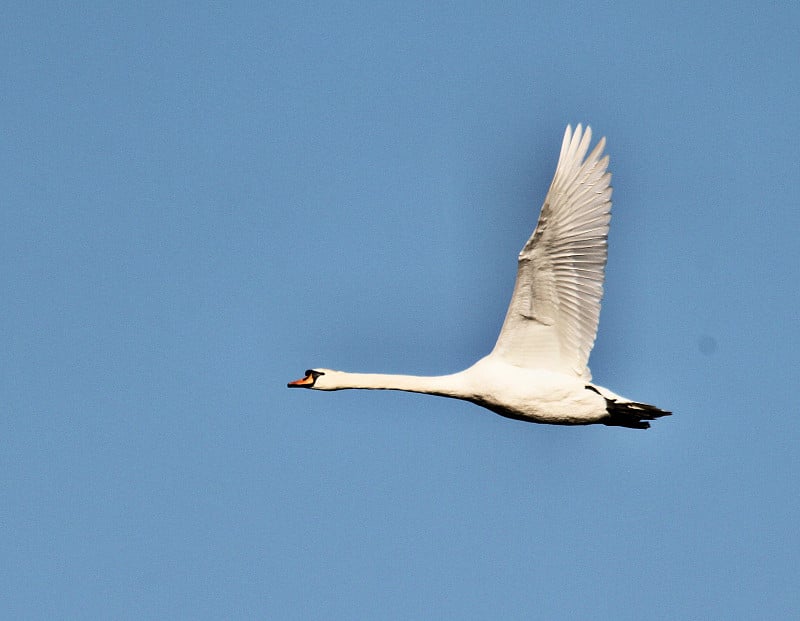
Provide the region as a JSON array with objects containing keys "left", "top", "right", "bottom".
[{"left": 3, "top": 2, "right": 799, "bottom": 619}]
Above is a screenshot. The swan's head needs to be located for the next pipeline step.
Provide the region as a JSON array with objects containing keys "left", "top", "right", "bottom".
[{"left": 287, "top": 368, "right": 337, "bottom": 390}]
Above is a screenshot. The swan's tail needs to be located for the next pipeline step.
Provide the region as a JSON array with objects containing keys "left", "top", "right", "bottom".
[{"left": 602, "top": 399, "right": 671, "bottom": 429}]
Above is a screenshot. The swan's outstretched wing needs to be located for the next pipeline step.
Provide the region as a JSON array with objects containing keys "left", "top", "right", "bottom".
[{"left": 491, "top": 125, "right": 611, "bottom": 379}]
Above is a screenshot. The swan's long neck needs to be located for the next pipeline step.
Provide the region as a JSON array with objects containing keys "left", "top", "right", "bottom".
[{"left": 326, "top": 371, "right": 469, "bottom": 399}]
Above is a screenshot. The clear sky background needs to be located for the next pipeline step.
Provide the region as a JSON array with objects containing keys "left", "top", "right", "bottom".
[{"left": 3, "top": 2, "right": 799, "bottom": 619}]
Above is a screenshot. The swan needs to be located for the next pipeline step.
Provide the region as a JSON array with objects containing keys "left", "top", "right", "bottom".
[{"left": 288, "top": 125, "right": 670, "bottom": 429}]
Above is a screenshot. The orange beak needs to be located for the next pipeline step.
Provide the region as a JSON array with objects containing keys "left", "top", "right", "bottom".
[{"left": 287, "top": 373, "right": 315, "bottom": 388}]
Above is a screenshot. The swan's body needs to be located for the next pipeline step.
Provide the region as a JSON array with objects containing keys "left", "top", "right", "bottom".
[{"left": 289, "top": 125, "right": 670, "bottom": 429}]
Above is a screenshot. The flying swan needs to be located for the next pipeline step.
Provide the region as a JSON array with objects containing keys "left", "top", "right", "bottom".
[{"left": 288, "top": 125, "right": 670, "bottom": 429}]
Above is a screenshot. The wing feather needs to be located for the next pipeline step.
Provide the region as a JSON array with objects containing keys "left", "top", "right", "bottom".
[{"left": 491, "top": 125, "right": 612, "bottom": 378}]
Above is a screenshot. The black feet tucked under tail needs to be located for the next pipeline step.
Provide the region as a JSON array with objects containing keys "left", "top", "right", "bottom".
[{"left": 602, "top": 399, "right": 671, "bottom": 429}]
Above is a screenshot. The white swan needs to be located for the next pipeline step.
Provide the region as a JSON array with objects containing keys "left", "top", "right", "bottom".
[{"left": 288, "top": 125, "right": 670, "bottom": 429}]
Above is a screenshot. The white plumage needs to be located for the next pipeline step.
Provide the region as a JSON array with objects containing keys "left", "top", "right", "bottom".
[
  {"left": 492, "top": 125, "right": 610, "bottom": 380},
  {"left": 289, "top": 125, "right": 670, "bottom": 429}
]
